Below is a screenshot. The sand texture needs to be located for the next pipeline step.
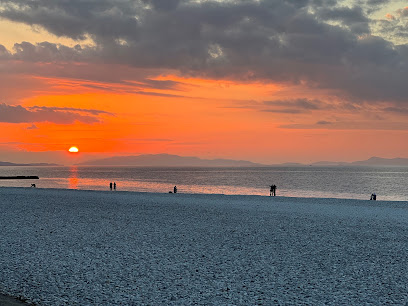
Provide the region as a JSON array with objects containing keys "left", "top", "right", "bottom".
[{"left": 1, "top": 187, "right": 408, "bottom": 305}]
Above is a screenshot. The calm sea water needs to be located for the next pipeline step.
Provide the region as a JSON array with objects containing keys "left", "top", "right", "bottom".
[{"left": 0, "top": 166, "right": 407, "bottom": 201}]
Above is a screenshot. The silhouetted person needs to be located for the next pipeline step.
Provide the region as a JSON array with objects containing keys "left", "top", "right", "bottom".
[
  {"left": 270, "top": 185, "right": 276, "bottom": 196},
  {"left": 174, "top": 186, "right": 177, "bottom": 194},
  {"left": 114, "top": 182, "right": 116, "bottom": 191},
  {"left": 110, "top": 182, "right": 112, "bottom": 191},
  {"left": 370, "top": 193, "right": 376, "bottom": 200}
]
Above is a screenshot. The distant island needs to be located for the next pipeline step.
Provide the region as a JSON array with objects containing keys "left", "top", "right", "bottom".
[
  {"left": 78, "top": 154, "right": 408, "bottom": 167},
  {"left": 0, "top": 161, "right": 59, "bottom": 167}
]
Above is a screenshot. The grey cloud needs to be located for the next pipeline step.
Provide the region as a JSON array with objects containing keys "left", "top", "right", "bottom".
[
  {"left": 316, "top": 120, "right": 332, "bottom": 125},
  {"left": 262, "top": 109, "right": 305, "bottom": 114},
  {"left": 383, "top": 106, "right": 408, "bottom": 115},
  {"left": 0, "top": 103, "right": 111, "bottom": 124},
  {"left": 143, "top": 0, "right": 181, "bottom": 11},
  {"left": 142, "top": 79, "right": 183, "bottom": 90},
  {"left": 26, "top": 124, "right": 38, "bottom": 129},
  {"left": 375, "top": 6, "right": 408, "bottom": 41},
  {"left": 134, "top": 91, "right": 187, "bottom": 98},
  {"left": 365, "top": 0, "right": 390, "bottom": 5},
  {"left": 264, "top": 98, "right": 328, "bottom": 111},
  {"left": 1, "top": 0, "right": 408, "bottom": 104},
  {"left": 317, "top": 6, "right": 370, "bottom": 34},
  {"left": 12, "top": 41, "right": 82, "bottom": 62},
  {"left": 280, "top": 121, "right": 408, "bottom": 130},
  {"left": 0, "top": 0, "right": 141, "bottom": 40},
  {"left": 0, "top": 44, "right": 10, "bottom": 58},
  {"left": 28, "top": 106, "right": 114, "bottom": 116},
  {"left": 397, "top": 7, "right": 408, "bottom": 18}
]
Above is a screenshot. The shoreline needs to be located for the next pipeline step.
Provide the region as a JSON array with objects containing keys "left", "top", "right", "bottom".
[
  {"left": 0, "top": 185, "right": 405, "bottom": 203},
  {"left": 1, "top": 187, "right": 408, "bottom": 304}
]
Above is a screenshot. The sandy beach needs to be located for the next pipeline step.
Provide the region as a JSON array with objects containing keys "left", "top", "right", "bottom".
[{"left": 1, "top": 187, "right": 408, "bottom": 304}]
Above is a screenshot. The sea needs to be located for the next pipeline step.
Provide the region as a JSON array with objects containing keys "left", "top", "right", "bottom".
[{"left": 0, "top": 166, "right": 407, "bottom": 201}]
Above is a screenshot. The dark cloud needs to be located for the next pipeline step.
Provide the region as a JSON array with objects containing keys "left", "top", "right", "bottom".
[
  {"left": 262, "top": 98, "right": 333, "bottom": 114},
  {"left": 397, "top": 7, "right": 408, "bottom": 18},
  {"left": 26, "top": 124, "right": 38, "bottom": 130},
  {"left": 144, "top": 0, "right": 181, "bottom": 11},
  {"left": 0, "top": 0, "right": 141, "bottom": 40},
  {"left": 133, "top": 91, "right": 187, "bottom": 98},
  {"left": 1, "top": 0, "right": 408, "bottom": 104},
  {"left": 383, "top": 106, "right": 408, "bottom": 115},
  {"left": 28, "top": 106, "right": 114, "bottom": 116},
  {"left": 262, "top": 109, "right": 305, "bottom": 114},
  {"left": 264, "top": 98, "right": 327, "bottom": 110},
  {"left": 0, "top": 44, "right": 10, "bottom": 58},
  {"left": 316, "top": 120, "right": 332, "bottom": 125},
  {"left": 317, "top": 6, "right": 370, "bottom": 34},
  {"left": 0, "top": 103, "right": 113, "bottom": 124},
  {"left": 280, "top": 121, "right": 408, "bottom": 130}
]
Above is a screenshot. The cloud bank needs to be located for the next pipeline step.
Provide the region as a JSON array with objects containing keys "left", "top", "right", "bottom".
[
  {"left": 0, "top": 0, "right": 407, "bottom": 104},
  {"left": 0, "top": 104, "right": 113, "bottom": 124}
]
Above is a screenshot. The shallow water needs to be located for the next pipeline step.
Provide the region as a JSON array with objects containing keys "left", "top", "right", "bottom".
[{"left": 0, "top": 166, "right": 407, "bottom": 201}]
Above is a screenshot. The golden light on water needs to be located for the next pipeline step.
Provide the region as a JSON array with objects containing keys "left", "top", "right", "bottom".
[{"left": 68, "top": 146, "right": 79, "bottom": 153}]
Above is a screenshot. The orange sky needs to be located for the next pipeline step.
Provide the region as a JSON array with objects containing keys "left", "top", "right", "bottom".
[
  {"left": 1, "top": 71, "right": 407, "bottom": 165},
  {"left": 1, "top": 1, "right": 408, "bottom": 165}
]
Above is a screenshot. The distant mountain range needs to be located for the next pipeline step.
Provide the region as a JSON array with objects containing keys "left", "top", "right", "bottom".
[
  {"left": 351, "top": 157, "right": 408, "bottom": 166},
  {"left": 78, "top": 154, "right": 408, "bottom": 167},
  {"left": 1, "top": 155, "right": 408, "bottom": 167},
  {"left": 0, "top": 161, "right": 59, "bottom": 166},
  {"left": 78, "top": 154, "right": 263, "bottom": 167},
  {"left": 311, "top": 157, "right": 408, "bottom": 167}
]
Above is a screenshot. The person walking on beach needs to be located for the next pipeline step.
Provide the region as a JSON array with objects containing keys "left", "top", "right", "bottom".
[
  {"left": 114, "top": 182, "right": 116, "bottom": 191},
  {"left": 110, "top": 182, "right": 112, "bottom": 191},
  {"left": 174, "top": 185, "right": 177, "bottom": 194}
]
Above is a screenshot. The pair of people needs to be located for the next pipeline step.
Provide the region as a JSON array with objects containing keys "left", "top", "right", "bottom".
[
  {"left": 270, "top": 185, "right": 277, "bottom": 196},
  {"left": 109, "top": 182, "right": 116, "bottom": 191},
  {"left": 370, "top": 193, "right": 377, "bottom": 200}
]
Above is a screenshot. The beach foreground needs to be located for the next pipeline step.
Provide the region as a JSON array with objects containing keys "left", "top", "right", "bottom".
[{"left": 1, "top": 188, "right": 408, "bottom": 304}]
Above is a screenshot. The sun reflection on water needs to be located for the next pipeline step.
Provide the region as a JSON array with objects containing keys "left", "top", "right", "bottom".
[{"left": 69, "top": 166, "right": 79, "bottom": 189}]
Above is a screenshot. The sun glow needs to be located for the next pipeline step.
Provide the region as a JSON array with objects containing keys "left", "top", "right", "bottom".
[{"left": 68, "top": 146, "right": 79, "bottom": 153}]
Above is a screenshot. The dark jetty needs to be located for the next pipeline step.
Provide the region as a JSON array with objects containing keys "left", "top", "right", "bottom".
[{"left": 0, "top": 176, "right": 39, "bottom": 180}]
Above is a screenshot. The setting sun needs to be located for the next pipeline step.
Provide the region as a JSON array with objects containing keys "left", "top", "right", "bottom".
[{"left": 68, "top": 146, "right": 79, "bottom": 153}]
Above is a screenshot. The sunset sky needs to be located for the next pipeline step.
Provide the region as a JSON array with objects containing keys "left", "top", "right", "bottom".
[{"left": 1, "top": 0, "right": 408, "bottom": 165}]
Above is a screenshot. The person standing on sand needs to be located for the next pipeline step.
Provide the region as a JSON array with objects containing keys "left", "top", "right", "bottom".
[
  {"left": 270, "top": 185, "right": 276, "bottom": 196},
  {"left": 110, "top": 182, "right": 112, "bottom": 191},
  {"left": 114, "top": 182, "right": 116, "bottom": 191},
  {"left": 174, "top": 186, "right": 177, "bottom": 194}
]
